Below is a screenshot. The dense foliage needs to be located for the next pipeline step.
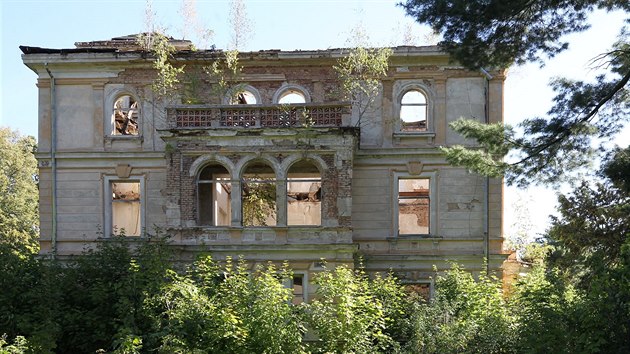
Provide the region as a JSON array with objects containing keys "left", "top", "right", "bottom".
[
  {"left": 0, "top": 128, "right": 39, "bottom": 254},
  {"left": 401, "top": 0, "right": 630, "bottom": 186}
]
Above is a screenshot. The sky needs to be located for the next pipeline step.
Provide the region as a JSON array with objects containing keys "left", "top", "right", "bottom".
[{"left": 1, "top": 0, "right": 628, "bottom": 242}]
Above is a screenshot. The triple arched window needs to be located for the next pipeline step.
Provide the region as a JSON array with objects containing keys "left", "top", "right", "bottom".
[{"left": 197, "top": 159, "right": 322, "bottom": 227}]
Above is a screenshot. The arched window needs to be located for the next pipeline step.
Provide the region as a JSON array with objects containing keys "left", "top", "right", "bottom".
[
  {"left": 112, "top": 95, "right": 139, "bottom": 135},
  {"left": 278, "top": 90, "right": 306, "bottom": 104},
  {"left": 231, "top": 90, "right": 257, "bottom": 104},
  {"left": 400, "top": 90, "right": 428, "bottom": 132},
  {"left": 242, "top": 161, "right": 276, "bottom": 226},
  {"left": 198, "top": 164, "right": 231, "bottom": 226},
  {"left": 287, "top": 160, "right": 321, "bottom": 226}
]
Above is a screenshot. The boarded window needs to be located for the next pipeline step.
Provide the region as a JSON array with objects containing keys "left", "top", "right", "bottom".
[
  {"left": 400, "top": 90, "right": 427, "bottom": 132},
  {"left": 198, "top": 164, "right": 231, "bottom": 226},
  {"left": 242, "top": 162, "right": 276, "bottom": 226},
  {"left": 287, "top": 160, "right": 321, "bottom": 226},
  {"left": 111, "top": 181, "right": 141, "bottom": 236},
  {"left": 398, "top": 179, "right": 429, "bottom": 235},
  {"left": 112, "top": 95, "right": 139, "bottom": 135}
]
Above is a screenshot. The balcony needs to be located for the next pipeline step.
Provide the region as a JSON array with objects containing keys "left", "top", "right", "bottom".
[{"left": 167, "top": 103, "right": 351, "bottom": 129}]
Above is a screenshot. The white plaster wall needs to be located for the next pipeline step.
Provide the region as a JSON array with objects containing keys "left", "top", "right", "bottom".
[
  {"left": 445, "top": 78, "right": 486, "bottom": 146},
  {"left": 56, "top": 85, "right": 96, "bottom": 150}
]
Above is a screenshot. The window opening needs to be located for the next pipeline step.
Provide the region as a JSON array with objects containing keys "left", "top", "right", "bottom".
[
  {"left": 284, "top": 274, "right": 306, "bottom": 304},
  {"left": 400, "top": 90, "right": 427, "bottom": 132},
  {"left": 287, "top": 160, "right": 321, "bottom": 226},
  {"left": 278, "top": 90, "right": 306, "bottom": 104},
  {"left": 198, "top": 164, "right": 232, "bottom": 226},
  {"left": 242, "top": 162, "right": 276, "bottom": 226},
  {"left": 111, "top": 181, "right": 141, "bottom": 236},
  {"left": 398, "top": 179, "right": 430, "bottom": 235},
  {"left": 112, "top": 95, "right": 139, "bottom": 135},
  {"left": 231, "top": 90, "right": 257, "bottom": 104}
]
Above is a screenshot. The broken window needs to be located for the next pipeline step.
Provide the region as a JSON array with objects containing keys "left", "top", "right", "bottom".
[
  {"left": 111, "top": 181, "right": 141, "bottom": 236},
  {"left": 242, "top": 162, "right": 276, "bottom": 226},
  {"left": 287, "top": 160, "right": 321, "bottom": 226},
  {"left": 198, "top": 164, "right": 232, "bottom": 226},
  {"left": 112, "top": 95, "right": 139, "bottom": 135},
  {"left": 400, "top": 90, "right": 427, "bottom": 132},
  {"left": 398, "top": 178, "right": 430, "bottom": 235},
  {"left": 231, "top": 90, "right": 257, "bottom": 104},
  {"left": 278, "top": 90, "right": 306, "bottom": 104}
]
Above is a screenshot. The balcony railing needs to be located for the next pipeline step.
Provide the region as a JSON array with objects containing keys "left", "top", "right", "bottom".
[{"left": 167, "top": 103, "right": 351, "bottom": 129}]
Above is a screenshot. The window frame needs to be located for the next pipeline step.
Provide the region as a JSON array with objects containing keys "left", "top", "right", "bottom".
[
  {"left": 272, "top": 84, "right": 311, "bottom": 104},
  {"left": 223, "top": 84, "right": 262, "bottom": 105},
  {"left": 241, "top": 161, "right": 279, "bottom": 227},
  {"left": 104, "top": 85, "right": 142, "bottom": 138},
  {"left": 393, "top": 82, "right": 435, "bottom": 136},
  {"left": 197, "top": 163, "right": 233, "bottom": 227},
  {"left": 393, "top": 171, "right": 437, "bottom": 237},
  {"left": 104, "top": 175, "right": 145, "bottom": 237},
  {"left": 286, "top": 160, "right": 322, "bottom": 226},
  {"left": 284, "top": 272, "right": 308, "bottom": 304}
]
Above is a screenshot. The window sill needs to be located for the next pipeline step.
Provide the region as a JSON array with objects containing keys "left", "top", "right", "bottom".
[
  {"left": 104, "top": 135, "right": 143, "bottom": 150},
  {"left": 393, "top": 131, "right": 435, "bottom": 145},
  {"left": 388, "top": 235, "right": 443, "bottom": 241}
]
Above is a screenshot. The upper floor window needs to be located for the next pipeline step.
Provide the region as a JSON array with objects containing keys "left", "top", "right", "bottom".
[
  {"left": 278, "top": 90, "right": 306, "bottom": 104},
  {"left": 198, "top": 164, "right": 232, "bottom": 226},
  {"left": 242, "top": 161, "right": 277, "bottom": 226},
  {"left": 112, "top": 95, "right": 139, "bottom": 135},
  {"left": 287, "top": 160, "right": 321, "bottom": 226},
  {"left": 273, "top": 85, "right": 311, "bottom": 105},
  {"left": 400, "top": 90, "right": 427, "bottom": 132},
  {"left": 226, "top": 84, "right": 261, "bottom": 105}
]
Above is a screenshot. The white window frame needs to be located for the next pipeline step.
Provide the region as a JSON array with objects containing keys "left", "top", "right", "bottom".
[
  {"left": 104, "top": 175, "right": 145, "bottom": 237},
  {"left": 393, "top": 171, "right": 437, "bottom": 237}
]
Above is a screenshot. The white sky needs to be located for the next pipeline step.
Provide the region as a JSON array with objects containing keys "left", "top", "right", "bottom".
[{"left": 1, "top": 1, "right": 628, "bottom": 242}]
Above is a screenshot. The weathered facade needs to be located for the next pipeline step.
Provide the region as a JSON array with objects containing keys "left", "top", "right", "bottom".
[{"left": 21, "top": 35, "right": 506, "bottom": 300}]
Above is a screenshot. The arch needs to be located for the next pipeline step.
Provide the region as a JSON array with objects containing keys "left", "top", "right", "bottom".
[
  {"left": 272, "top": 84, "right": 311, "bottom": 104},
  {"left": 279, "top": 154, "right": 327, "bottom": 179},
  {"left": 223, "top": 84, "right": 262, "bottom": 105},
  {"left": 189, "top": 154, "right": 235, "bottom": 178}
]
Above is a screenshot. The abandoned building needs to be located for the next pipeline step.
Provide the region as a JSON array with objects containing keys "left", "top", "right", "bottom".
[{"left": 21, "top": 34, "right": 506, "bottom": 300}]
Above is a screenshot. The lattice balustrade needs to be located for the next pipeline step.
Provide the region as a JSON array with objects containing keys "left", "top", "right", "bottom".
[
  {"left": 171, "top": 104, "right": 348, "bottom": 128},
  {"left": 260, "top": 107, "right": 300, "bottom": 127},
  {"left": 174, "top": 109, "right": 213, "bottom": 128},
  {"left": 220, "top": 108, "right": 257, "bottom": 127},
  {"left": 309, "top": 106, "right": 344, "bottom": 126}
]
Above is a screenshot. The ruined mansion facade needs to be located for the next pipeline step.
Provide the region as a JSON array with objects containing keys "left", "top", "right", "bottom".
[{"left": 21, "top": 35, "right": 506, "bottom": 299}]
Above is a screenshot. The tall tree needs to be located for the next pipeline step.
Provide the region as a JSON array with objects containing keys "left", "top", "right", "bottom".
[
  {"left": 0, "top": 127, "right": 38, "bottom": 254},
  {"left": 400, "top": 0, "right": 630, "bottom": 186}
]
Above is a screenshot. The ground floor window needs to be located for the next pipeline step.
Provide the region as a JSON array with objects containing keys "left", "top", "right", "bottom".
[{"left": 105, "top": 176, "right": 144, "bottom": 236}]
